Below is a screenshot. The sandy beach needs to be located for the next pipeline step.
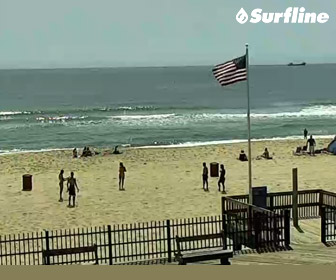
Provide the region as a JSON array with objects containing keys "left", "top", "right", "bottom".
[{"left": 0, "top": 138, "right": 335, "bottom": 235}]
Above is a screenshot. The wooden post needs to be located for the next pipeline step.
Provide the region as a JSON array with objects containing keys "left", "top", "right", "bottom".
[
  {"left": 292, "top": 168, "right": 299, "bottom": 227},
  {"left": 166, "top": 220, "right": 172, "bottom": 263},
  {"left": 107, "top": 225, "right": 113, "bottom": 265}
]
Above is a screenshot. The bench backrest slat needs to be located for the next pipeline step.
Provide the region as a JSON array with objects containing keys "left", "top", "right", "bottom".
[
  {"left": 42, "top": 245, "right": 98, "bottom": 265},
  {"left": 177, "top": 233, "right": 223, "bottom": 243},
  {"left": 175, "top": 231, "right": 225, "bottom": 255}
]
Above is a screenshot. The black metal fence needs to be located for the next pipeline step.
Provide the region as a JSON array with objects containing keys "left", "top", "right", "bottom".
[
  {"left": 3, "top": 188, "right": 336, "bottom": 265},
  {"left": 0, "top": 216, "right": 226, "bottom": 265},
  {"left": 320, "top": 191, "right": 336, "bottom": 244},
  {"left": 229, "top": 189, "right": 325, "bottom": 219},
  {"left": 222, "top": 197, "right": 290, "bottom": 251}
]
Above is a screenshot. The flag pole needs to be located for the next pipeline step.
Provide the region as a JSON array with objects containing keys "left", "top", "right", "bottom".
[{"left": 246, "top": 43, "right": 253, "bottom": 204}]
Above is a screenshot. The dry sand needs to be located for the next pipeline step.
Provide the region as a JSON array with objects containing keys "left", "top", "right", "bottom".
[{"left": 0, "top": 138, "right": 335, "bottom": 234}]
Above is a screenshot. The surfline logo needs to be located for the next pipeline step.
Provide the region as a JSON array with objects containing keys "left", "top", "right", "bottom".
[{"left": 236, "top": 7, "right": 330, "bottom": 24}]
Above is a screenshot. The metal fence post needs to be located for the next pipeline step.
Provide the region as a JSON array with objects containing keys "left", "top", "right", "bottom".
[
  {"left": 166, "top": 220, "right": 172, "bottom": 263},
  {"left": 321, "top": 206, "right": 326, "bottom": 244},
  {"left": 222, "top": 214, "right": 227, "bottom": 250},
  {"left": 269, "top": 195, "right": 274, "bottom": 211},
  {"left": 319, "top": 191, "right": 324, "bottom": 216},
  {"left": 44, "top": 230, "right": 50, "bottom": 265},
  {"left": 107, "top": 225, "right": 113, "bottom": 265},
  {"left": 284, "top": 210, "right": 290, "bottom": 247}
]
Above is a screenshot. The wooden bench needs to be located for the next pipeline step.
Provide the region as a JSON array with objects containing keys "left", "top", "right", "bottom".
[
  {"left": 42, "top": 245, "right": 98, "bottom": 265},
  {"left": 174, "top": 232, "right": 233, "bottom": 265}
]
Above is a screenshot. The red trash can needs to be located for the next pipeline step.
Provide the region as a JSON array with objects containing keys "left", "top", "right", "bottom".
[{"left": 22, "top": 174, "right": 32, "bottom": 191}]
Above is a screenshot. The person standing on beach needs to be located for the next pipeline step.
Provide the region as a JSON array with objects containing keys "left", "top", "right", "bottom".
[
  {"left": 202, "top": 162, "right": 209, "bottom": 191},
  {"left": 218, "top": 164, "right": 226, "bottom": 193},
  {"left": 119, "top": 162, "right": 126, "bottom": 190},
  {"left": 307, "top": 135, "right": 316, "bottom": 156},
  {"left": 58, "top": 169, "right": 67, "bottom": 202},
  {"left": 304, "top": 128, "right": 308, "bottom": 139},
  {"left": 67, "top": 172, "right": 79, "bottom": 207}
]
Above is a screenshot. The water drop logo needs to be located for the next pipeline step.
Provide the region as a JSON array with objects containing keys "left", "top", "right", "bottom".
[{"left": 236, "top": 8, "right": 248, "bottom": 24}]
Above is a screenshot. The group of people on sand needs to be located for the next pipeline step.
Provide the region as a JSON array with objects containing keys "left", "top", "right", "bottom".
[
  {"left": 202, "top": 162, "right": 226, "bottom": 193},
  {"left": 58, "top": 162, "right": 127, "bottom": 208},
  {"left": 73, "top": 146, "right": 122, "bottom": 158},
  {"left": 58, "top": 170, "right": 79, "bottom": 207},
  {"left": 238, "top": 148, "right": 272, "bottom": 161},
  {"left": 73, "top": 146, "right": 100, "bottom": 158}
]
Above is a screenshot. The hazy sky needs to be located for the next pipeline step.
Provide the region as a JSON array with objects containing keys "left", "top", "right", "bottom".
[{"left": 1, "top": 0, "right": 336, "bottom": 68}]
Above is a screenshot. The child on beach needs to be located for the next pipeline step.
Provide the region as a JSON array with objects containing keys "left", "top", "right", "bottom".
[
  {"left": 119, "top": 162, "right": 127, "bottom": 190},
  {"left": 238, "top": 150, "right": 248, "bottom": 161},
  {"left": 67, "top": 172, "right": 79, "bottom": 207},
  {"left": 218, "top": 164, "right": 226, "bottom": 193},
  {"left": 202, "top": 162, "right": 209, "bottom": 191}
]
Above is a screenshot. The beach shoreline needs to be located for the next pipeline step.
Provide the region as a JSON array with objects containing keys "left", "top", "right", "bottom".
[
  {"left": 1, "top": 134, "right": 335, "bottom": 155},
  {"left": 0, "top": 137, "right": 335, "bottom": 234}
]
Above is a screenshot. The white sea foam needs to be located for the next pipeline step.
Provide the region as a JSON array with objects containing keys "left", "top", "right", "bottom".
[
  {"left": 137, "top": 135, "right": 336, "bottom": 149},
  {"left": 106, "top": 105, "right": 336, "bottom": 125},
  {"left": 110, "top": 113, "right": 175, "bottom": 120},
  {"left": 0, "top": 111, "right": 23, "bottom": 116}
]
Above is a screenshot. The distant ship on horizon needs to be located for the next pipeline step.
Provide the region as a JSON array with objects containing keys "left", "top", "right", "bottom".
[{"left": 288, "top": 62, "right": 306, "bottom": 66}]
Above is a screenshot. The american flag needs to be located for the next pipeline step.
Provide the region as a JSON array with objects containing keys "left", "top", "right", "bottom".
[{"left": 212, "top": 55, "right": 247, "bottom": 86}]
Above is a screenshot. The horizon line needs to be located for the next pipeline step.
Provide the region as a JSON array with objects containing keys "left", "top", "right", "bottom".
[{"left": 0, "top": 62, "right": 335, "bottom": 71}]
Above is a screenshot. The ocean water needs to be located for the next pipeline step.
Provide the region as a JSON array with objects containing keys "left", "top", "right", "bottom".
[{"left": 0, "top": 64, "right": 336, "bottom": 154}]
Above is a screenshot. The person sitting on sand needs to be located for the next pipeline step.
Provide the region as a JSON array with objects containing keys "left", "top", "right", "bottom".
[
  {"left": 239, "top": 150, "right": 248, "bottom": 161},
  {"left": 112, "top": 145, "right": 121, "bottom": 155},
  {"left": 67, "top": 172, "right": 79, "bottom": 207},
  {"left": 307, "top": 135, "right": 316, "bottom": 156},
  {"left": 119, "top": 162, "right": 127, "bottom": 190},
  {"left": 82, "top": 147, "right": 87, "bottom": 157},
  {"left": 58, "top": 169, "right": 67, "bottom": 202},
  {"left": 202, "top": 162, "right": 209, "bottom": 191},
  {"left": 261, "top": 148, "right": 273, "bottom": 159},
  {"left": 86, "top": 147, "right": 93, "bottom": 157},
  {"left": 218, "top": 164, "right": 226, "bottom": 193},
  {"left": 73, "top": 148, "right": 78, "bottom": 158}
]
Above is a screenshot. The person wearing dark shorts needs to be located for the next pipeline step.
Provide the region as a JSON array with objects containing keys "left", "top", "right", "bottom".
[
  {"left": 67, "top": 172, "right": 79, "bottom": 207},
  {"left": 218, "top": 164, "right": 226, "bottom": 193},
  {"left": 307, "top": 135, "right": 316, "bottom": 156},
  {"left": 202, "top": 162, "right": 209, "bottom": 191}
]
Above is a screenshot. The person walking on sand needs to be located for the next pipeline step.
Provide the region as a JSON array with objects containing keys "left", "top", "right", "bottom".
[
  {"left": 119, "top": 162, "right": 127, "bottom": 190},
  {"left": 304, "top": 128, "right": 308, "bottom": 139},
  {"left": 58, "top": 169, "right": 67, "bottom": 202},
  {"left": 218, "top": 164, "right": 226, "bottom": 193},
  {"left": 67, "top": 172, "right": 79, "bottom": 207},
  {"left": 202, "top": 162, "right": 209, "bottom": 191},
  {"left": 307, "top": 135, "right": 316, "bottom": 156}
]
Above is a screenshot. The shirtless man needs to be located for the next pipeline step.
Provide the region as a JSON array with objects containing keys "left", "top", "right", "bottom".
[
  {"left": 202, "top": 162, "right": 209, "bottom": 191},
  {"left": 119, "top": 162, "right": 127, "bottom": 190},
  {"left": 67, "top": 172, "right": 79, "bottom": 207},
  {"left": 58, "top": 169, "right": 67, "bottom": 202}
]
